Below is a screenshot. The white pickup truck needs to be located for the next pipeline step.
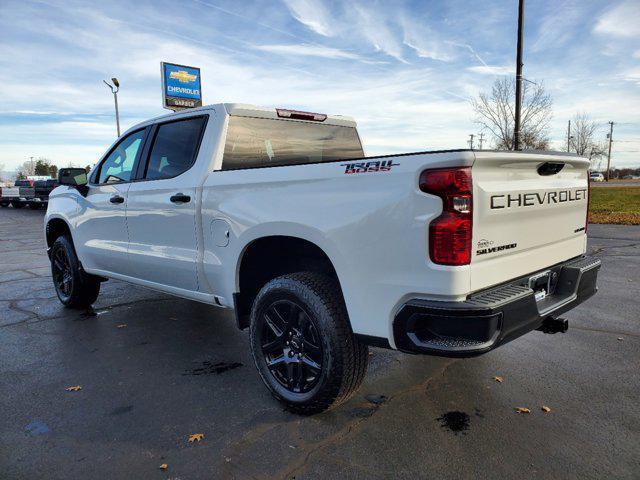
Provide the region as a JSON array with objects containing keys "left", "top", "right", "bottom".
[{"left": 45, "top": 104, "right": 600, "bottom": 413}]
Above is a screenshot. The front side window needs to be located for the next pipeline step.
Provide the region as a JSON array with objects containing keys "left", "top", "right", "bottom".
[
  {"left": 97, "top": 130, "right": 145, "bottom": 184},
  {"left": 222, "top": 116, "right": 364, "bottom": 170},
  {"left": 144, "top": 116, "right": 207, "bottom": 180}
]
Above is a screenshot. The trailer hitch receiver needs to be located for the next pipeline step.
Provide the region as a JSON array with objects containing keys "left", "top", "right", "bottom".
[{"left": 537, "top": 317, "right": 568, "bottom": 334}]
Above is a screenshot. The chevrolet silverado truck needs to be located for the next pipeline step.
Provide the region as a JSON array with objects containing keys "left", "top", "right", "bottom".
[{"left": 44, "top": 104, "right": 600, "bottom": 414}]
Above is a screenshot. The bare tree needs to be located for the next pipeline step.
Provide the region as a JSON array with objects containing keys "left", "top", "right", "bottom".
[
  {"left": 472, "top": 77, "right": 552, "bottom": 150},
  {"left": 17, "top": 159, "right": 36, "bottom": 177},
  {"left": 569, "top": 113, "right": 607, "bottom": 170},
  {"left": 570, "top": 113, "right": 597, "bottom": 156}
]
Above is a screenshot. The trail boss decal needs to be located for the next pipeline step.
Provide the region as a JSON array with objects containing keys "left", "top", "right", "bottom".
[
  {"left": 341, "top": 160, "right": 399, "bottom": 174},
  {"left": 490, "top": 188, "right": 587, "bottom": 209}
]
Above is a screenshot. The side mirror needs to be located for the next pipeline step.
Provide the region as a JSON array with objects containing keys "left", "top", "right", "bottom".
[
  {"left": 58, "top": 168, "right": 89, "bottom": 195},
  {"left": 59, "top": 168, "right": 88, "bottom": 186}
]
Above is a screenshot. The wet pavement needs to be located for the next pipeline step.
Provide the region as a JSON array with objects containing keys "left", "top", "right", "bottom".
[{"left": 1, "top": 207, "right": 639, "bottom": 479}]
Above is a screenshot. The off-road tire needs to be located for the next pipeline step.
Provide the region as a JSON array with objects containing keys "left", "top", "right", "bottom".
[
  {"left": 250, "top": 272, "right": 368, "bottom": 414},
  {"left": 50, "top": 235, "right": 101, "bottom": 308},
  {"left": 0, "top": 202, "right": 9, "bottom": 208}
]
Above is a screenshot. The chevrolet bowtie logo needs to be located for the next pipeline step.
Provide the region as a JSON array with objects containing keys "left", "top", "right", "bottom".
[{"left": 169, "top": 70, "right": 197, "bottom": 83}]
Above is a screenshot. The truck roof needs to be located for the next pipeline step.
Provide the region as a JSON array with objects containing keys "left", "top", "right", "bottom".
[{"left": 129, "top": 103, "right": 357, "bottom": 133}]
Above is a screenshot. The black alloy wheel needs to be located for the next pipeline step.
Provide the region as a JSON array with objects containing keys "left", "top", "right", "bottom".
[
  {"left": 49, "top": 235, "right": 101, "bottom": 308},
  {"left": 250, "top": 272, "right": 369, "bottom": 414},
  {"left": 52, "top": 245, "right": 73, "bottom": 301},
  {"left": 259, "top": 299, "right": 324, "bottom": 394}
]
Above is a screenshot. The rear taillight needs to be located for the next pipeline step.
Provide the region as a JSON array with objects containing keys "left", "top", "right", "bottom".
[
  {"left": 419, "top": 167, "right": 472, "bottom": 266},
  {"left": 585, "top": 170, "right": 590, "bottom": 233}
]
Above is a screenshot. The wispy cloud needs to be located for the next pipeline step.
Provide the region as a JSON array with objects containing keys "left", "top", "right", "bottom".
[
  {"left": 594, "top": 1, "right": 640, "bottom": 38},
  {"left": 401, "top": 16, "right": 455, "bottom": 62},
  {"left": 531, "top": 0, "right": 584, "bottom": 52},
  {"left": 351, "top": 3, "right": 408, "bottom": 63},
  {"left": 282, "top": 0, "right": 334, "bottom": 37},
  {"left": 447, "top": 42, "right": 488, "bottom": 67},
  {"left": 621, "top": 68, "right": 640, "bottom": 86},
  {"left": 467, "top": 65, "right": 514, "bottom": 76},
  {"left": 254, "top": 44, "right": 361, "bottom": 60}
]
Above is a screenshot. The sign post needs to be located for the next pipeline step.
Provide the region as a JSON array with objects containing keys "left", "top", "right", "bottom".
[{"left": 161, "top": 62, "right": 202, "bottom": 111}]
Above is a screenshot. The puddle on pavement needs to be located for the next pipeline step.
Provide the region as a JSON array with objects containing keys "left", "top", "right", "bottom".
[
  {"left": 25, "top": 420, "right": 50, "bottom": 436},
  {"left": 183, "top": 361, "right": 243, "bottom": 376},
  {"left": 437, "top": 411, "right": 471, "bottom": 435}
]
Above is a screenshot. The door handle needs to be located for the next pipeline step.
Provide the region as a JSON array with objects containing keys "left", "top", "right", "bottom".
[
  {"left": 110, "top": 195, "right": 125, "bottom": 204},
  {"left": 170, "top": 193, "right": 191, "bottom": 204}
]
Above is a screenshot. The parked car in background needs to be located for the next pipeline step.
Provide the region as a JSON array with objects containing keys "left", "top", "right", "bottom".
[
  {"left": 19, "top": 181, "right": 36, "bottom": 208},
  {"left": 589, "top": 172, "right": 604, "bottom": 182},
  {"left": 0, "top": 180, "right": 34, "bottom": 208},
  {"left": 30, "top": 179, "right": 59, "bottom": 209},
  {"left": 0, "top": 178, "right": 57, "bottom": 209}
]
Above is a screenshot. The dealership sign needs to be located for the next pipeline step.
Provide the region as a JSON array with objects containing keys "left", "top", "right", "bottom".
[{"left": 161, "top": 62, "right": 202, "bottom": 110}]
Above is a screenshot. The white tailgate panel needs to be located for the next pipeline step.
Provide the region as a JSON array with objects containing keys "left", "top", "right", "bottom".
[{"left": 470, "top": 152, "right": 589, "bottom": 292}]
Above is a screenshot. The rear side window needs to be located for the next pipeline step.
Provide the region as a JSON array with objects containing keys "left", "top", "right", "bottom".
[
  {"left": 144, "top": 116, "right": 207, "bottom": 180},
  {"left": 222, "top": 116, "right": 363, "bottom": 170},
  {"left": 97, "top": 129, "right": 145, "bottom": 184}
]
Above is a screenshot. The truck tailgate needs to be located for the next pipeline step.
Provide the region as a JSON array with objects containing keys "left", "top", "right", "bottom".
[
  {"left": 470, "top": 151, "right": 589, "bottom": 292},
  {"left": 19, "top": 187, "right": 35, "bottom": 198},
  {"left": 1, "top": 187, "right": 20, "bottom": 198}
]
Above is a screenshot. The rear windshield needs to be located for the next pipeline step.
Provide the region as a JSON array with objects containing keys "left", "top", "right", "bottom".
[{"left": 222, "top": 116, "right": 363, "bottom": 170}]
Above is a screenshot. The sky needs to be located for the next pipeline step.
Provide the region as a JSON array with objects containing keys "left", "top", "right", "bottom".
[{"left": 0, "top": 0, "right": 639, "bottom": 173}]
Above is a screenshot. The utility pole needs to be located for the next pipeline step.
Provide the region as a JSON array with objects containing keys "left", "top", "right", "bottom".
[
  {"left": 478, "top": 132, "right": 484, "bottom": 150},
  {"left": 567, "top": 120, "right": 571, "bottom": 152},
  {"left": 103, "top": 78, "right": 121, "bottom": 137},
  {"left": 468, "top": 134, "right": 475, "bottom": 149},
  {"left": 513, "top": 0, "right": 525, "bottom": 151},
  {"left": 606, "top": 121, "right": 614, "bottom": 182}
]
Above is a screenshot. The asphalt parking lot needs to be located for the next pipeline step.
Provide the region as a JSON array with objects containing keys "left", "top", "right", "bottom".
[{"left": 1, "top": 207, "right": 638, "bottom": 480}]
